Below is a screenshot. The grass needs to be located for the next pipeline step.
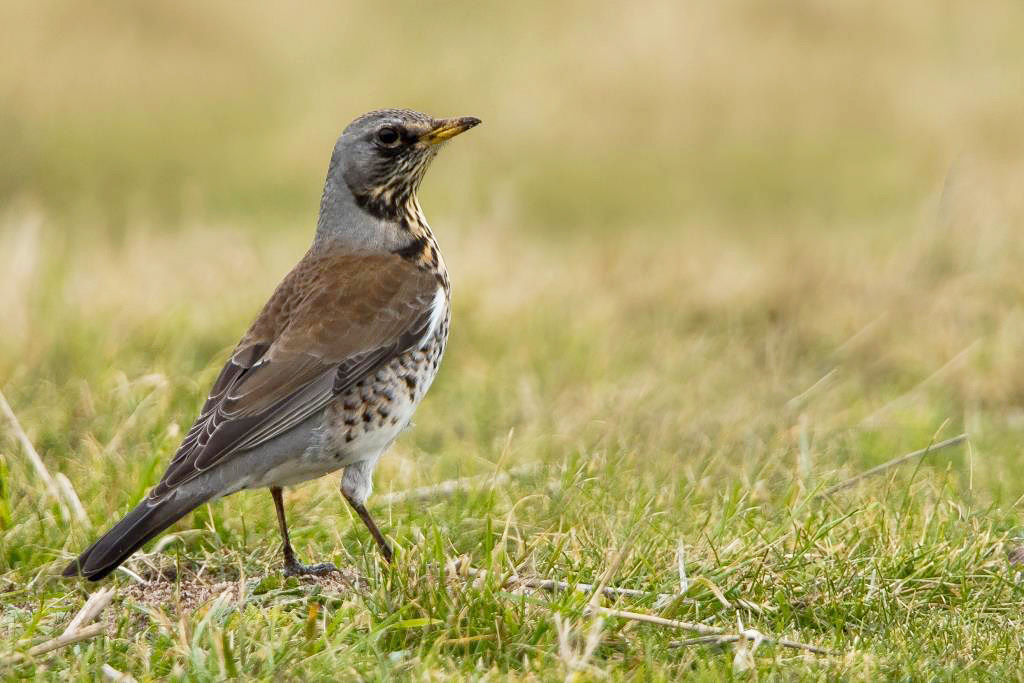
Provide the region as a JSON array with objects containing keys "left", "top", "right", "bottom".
[{"left": 3, "top": 1, "right": 1024, "bottom": 679}]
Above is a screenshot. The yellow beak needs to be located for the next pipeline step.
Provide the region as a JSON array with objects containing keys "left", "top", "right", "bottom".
[{"left": 421, "top": 116, "right": 482, "bottom": 145}]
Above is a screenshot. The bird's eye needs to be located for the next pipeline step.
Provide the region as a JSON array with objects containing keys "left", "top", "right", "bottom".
[{"left": 375, "top": 126, "right": 401, "bottom": 147}]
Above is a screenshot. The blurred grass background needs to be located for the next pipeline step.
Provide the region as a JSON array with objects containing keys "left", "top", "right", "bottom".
[{"left": 3, "top": 0, "right": 1024, "bottom": 679}]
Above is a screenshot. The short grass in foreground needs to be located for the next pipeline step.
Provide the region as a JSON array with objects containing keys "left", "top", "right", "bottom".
[{"left": 2, "top": 203, "right": 1024, "bottom": 679}]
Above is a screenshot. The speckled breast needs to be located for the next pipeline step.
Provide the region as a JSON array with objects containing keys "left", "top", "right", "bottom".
[{"left": 321, "top": 299, "right": 450, "bottom": 463}]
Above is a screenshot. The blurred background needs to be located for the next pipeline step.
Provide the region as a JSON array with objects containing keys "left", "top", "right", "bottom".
[
  {"left": 4, "top": 0, "right": 1021, "bottom": 233},
  {"left": 3, "top": 0, "right": 1024, "bottom": 567}
]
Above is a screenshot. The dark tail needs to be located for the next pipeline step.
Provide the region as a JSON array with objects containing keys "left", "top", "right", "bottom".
[{"left": 62, "top": 492, "right": 210, "bottom": 581}]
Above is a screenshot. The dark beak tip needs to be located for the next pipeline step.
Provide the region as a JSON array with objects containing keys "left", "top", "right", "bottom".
[{"left": 423, "top": 116, "right": 482, "bottom": 144}]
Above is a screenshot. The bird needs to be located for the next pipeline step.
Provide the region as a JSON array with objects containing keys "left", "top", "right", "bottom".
[{"left": 63, "top": 109, "right": 481, "bottom": 581}]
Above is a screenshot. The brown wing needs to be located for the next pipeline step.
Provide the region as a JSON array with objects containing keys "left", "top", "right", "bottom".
[{"left": 149, "top": 248, "right": 441, "bottom": 501}]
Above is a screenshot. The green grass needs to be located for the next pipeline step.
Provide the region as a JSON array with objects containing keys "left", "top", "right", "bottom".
[
  {"left": 4, "top": 220, "right": 1024, "bottom": 680},
  {"left": 3, "top": 1, "right": 1024, "bottom": 680}
]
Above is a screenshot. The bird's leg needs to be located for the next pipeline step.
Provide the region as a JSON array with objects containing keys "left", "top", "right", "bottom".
[
  {"left": 341, "top": 460, "right": 393, "bottom": 562},
  {"left": 342, "top": 490, "right": 393, "bottom": 563},
  {"left": 270, "top": 486, "right": 338, "bottom": 577}
]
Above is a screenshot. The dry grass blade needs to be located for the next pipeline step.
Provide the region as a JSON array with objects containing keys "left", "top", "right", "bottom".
[
  {"left": 552, "top": 543, "right": 630, "bottom": 679},
  {"left": 860, "top": 342, "right": 979, "bottom": 427},
  {"left": 815, "top": 433, "right": 968, "bottom": 500},
  {"left": 2, "top": 587, "right": 117, "bottom": 663},
  {"left": 676, "top": 541, "right": 689, "bottom": 594},
  {"left": 786, "top": 367, "right": 839, "bottom": 410},
  {"left": 375, "top": 463, "right": 541, "bottom": 506},
  {"left": 669, "top": 634, "right": 742, "bottom": 648},
  {"left": 0, "top": 387, "right": 84, "bottom": 523},
  {"left": 590, "top": 607, "right": 832, "bottom": 656},
  {"left": 22, "top": 623, "right": 107, "bottom": 658},
  {"left": 54, "top": 473, "right": 89, "bottom": 529},
  {"left": 587, "top": 542, "right": 630, "bottom": 609},
  {"left": 101, "top": 375, "right": 168, "bottom": 456},
  {"left": 102, "top": 664, "right": 139, "bottom": 682},
  {"left": 63, "top": 587, "right": 116, "bottom": 636},
  {"left": 462, "top": 566, "right": 772, "bottom": 613}
]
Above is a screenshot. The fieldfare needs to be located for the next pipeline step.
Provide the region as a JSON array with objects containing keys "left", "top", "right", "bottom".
[{"left": 64, "top": 109, "right": 480, "bottom": 580}]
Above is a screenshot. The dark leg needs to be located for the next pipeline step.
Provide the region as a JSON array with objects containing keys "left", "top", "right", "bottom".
[
  {"left": 342, "top": 490, "right": 393, "bottom": 563},
  {"left": 270, "top": 486, "right": 339, "bottom": 577}
]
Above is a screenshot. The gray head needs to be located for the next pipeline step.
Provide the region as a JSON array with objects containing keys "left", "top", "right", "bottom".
[{"left": 327, "top": 109, "right": 481, "bottom": 222}]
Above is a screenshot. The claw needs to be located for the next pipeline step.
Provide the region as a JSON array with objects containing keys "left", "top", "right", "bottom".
[{"left": 283, "top": 560, "right": 340, "bottom": 577}]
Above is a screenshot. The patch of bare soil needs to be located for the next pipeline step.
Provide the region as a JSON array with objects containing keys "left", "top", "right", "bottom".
[{"left": 119, "top": 568, "right": 365, "bottom": 613}]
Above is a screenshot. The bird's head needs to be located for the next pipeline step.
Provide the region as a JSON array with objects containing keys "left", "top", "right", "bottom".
[{"left": 333, "top": 109, "right": 481, "bottom": 221}]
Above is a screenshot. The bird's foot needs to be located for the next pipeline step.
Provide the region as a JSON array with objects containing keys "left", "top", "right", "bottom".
[
  {"left": 283, "top": 560, "right": 339, "bottom": 577},
  {"left": 378, "top": 541, "right": 394, "bottom": 564}
]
